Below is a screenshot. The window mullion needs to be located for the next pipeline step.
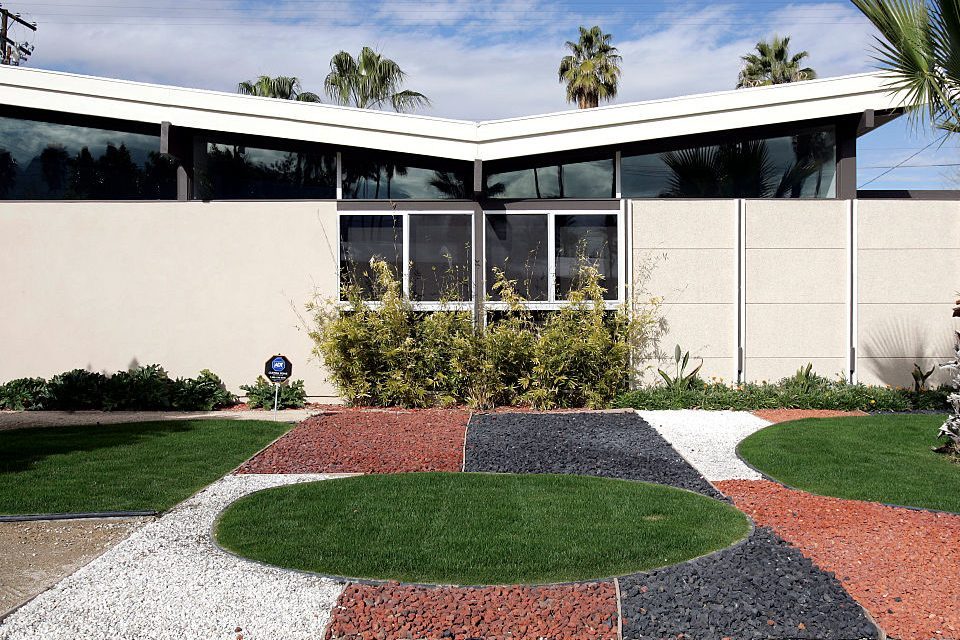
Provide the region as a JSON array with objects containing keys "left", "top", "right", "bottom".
[
  {"left": 403, "top": 213, "right": 411, "bottom": 300},
  {"left": 547, "top": 213, "right": 556, "bottom": 303}
]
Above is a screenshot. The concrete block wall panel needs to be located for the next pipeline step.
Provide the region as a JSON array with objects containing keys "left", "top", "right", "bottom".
[
  {"left": 743, "top": 199, "right": 849, "bottom": 382},
  {"left": 0, "top": 201, "right": 341, "bottom": 399},
  {"left": 632, "top": 200, "right": 739, "bottom": 382},
  {"left": 857, "top": 200, "right": 960, "bottom": 387}
]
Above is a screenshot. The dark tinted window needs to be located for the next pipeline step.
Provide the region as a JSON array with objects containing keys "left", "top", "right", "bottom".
[
  {"left": 340, "top": 215, "right": 403, "bottom": 299},
  {"left": 485, "top": 214, "right": 549, "bottom": 301},
  {"left": 555, "top": 214, "right": 619, "bottom": 300},
  {"left": 0, "top": 115, "right": 175, "bottom": 200},
  {"left": 484, "top": 157, "right": 614, "bottom": 199},
  {"left": 342, "top": 151, "right": 471, "bottom": 199},
  {"left": 198, "top": 142, "right": 336, "bottom": 199},
  {"left": 409, "top": 214, "right": 472, "bottom": 302},
  {"left": 621, "top": 128, "right": 836, "bottom": 198}
]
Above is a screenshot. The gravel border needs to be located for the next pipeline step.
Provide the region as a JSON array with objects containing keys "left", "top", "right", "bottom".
[
  {"left": 638, "top": 409, "right": 770, "bottom": 482},
  {"left": 619, "top": 526, "right": 880, "bottom": 640},
  {"left": 0, "top": 474, "right": 346, "bottom": 640},
  {"left": 464, "top": 411, "right": 722, "bottom": 498}
]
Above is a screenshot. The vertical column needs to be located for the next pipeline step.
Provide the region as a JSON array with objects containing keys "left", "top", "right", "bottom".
[{"left": 160, "top": 121, "right": 193, "bottom": 201}]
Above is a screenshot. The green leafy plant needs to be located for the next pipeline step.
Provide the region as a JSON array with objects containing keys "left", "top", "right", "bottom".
[
  {"left": 103, "top": 364, "right": 176, "bottom": 411},
  {"left": 308, "top": 256, "right": 663, "bottom": 409},
  {"left": 240, "top": 376, "right": 307, "bottom": 410},
  {"left": 658, "top": 345, "right": 703, "bottom": 392},
  {"left": 46, "top": 369, "right": 108, "bottom": 411},
  {"left": 0, "top": 377, "right": 50, "bottom": 410},
  {"left": 172, "top": 369, "right": 238, "bottom": 411}
]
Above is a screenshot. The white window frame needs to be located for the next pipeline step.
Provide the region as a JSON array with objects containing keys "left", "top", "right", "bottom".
[
  {"left": 482, "top": 209, "right": 625, "bottom": 311},
  {"left": 336, "top": 208, "right": 625, "bottom": 312},
  {"left": 337, "top": 210, "right": 475, "bottom": 312}
]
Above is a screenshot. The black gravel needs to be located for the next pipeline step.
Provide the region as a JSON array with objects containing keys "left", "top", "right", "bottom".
[
  {"left": 464, "top": 412, "right": 721, "bottom": 498},
  {"left": 619, "top": 527, "right": 879, "bottom": 640}
]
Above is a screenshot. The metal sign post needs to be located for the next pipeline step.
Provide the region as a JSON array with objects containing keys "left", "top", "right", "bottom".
[{"left": 263, "top": 355, "right": 292, "bottom": 419}]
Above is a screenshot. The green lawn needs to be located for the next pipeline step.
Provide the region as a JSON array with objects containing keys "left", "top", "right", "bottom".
[
  {"left": 215, "top": 472, "right": 750, "bottom": 585},
  {"left": 0, "top": 420, "right": 289, "bottom": 514},
  {"left": 738, "top": 413, "right": 960, "bottom": 513}
]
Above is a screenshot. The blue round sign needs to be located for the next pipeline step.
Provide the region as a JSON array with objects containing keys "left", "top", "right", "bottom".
[{"left": 271, "top": 357, "right": 286, "bottom": 372}]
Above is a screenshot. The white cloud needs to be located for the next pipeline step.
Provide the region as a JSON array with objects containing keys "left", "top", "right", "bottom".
[{"left": 22, "top": 1, "right": 881, "bottom": 120}]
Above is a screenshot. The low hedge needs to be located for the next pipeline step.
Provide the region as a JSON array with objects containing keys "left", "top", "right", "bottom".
[
  {"left": 0, "top": 365, "right": 238, "bottom": 412},
  {"left": 614, "top": 379, "right": 950, "bottom": 412}
]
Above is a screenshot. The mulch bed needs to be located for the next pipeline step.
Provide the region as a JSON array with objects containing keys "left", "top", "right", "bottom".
[
  {"left": 619, "top": 526, "right": 879, "bottom": 640},
  {"left": 718, "top": 479, "right": 960, "bottom": 640},
  {"left": 325, "top": 582, "right": 618, "bottom": 640},
  {"left": 464, "top": 412, "right": 721, "bottom": 498},
  {"left": 752, "top": 409, "right": 868, "bottom": 423},
  {"left": 236, "top": 409, "right": 469, "bottom": 474}
]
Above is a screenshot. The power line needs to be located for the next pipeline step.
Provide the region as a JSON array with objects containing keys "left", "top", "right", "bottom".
[
  {"left": 0, "top": 3, "right": 37, "bottom": 66},
  {"left": 858, "top": 133, "right": 950, "bottom": 187}
]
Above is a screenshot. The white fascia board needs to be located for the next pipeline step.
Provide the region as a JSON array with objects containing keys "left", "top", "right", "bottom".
[
  {"left": 0, "top": 67, "right": 480, "bottom": 161},
  {"left": 0, "top": 67, "right": 904, "bottom": 163},
  {"left": 475, "top": 74, "right": 905, "bottom": 159}
]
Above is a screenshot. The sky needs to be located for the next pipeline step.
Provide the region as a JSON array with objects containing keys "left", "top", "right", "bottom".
[{"left": 7, "top": 0, "right": 960, "bottom": 190}]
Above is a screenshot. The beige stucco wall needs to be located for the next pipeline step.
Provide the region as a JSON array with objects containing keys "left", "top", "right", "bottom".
[
  {"left": 857, "top": 199, "right": 960, "bottom": 387},
  {"left": 743, "top": 199, "right": 850, "bottom": 382},
  {"left": 632, "top": 200, "right": 739, "bottom": 381},
  {"left": 0, "top": 201, "right": 341, "bottom": 398}
]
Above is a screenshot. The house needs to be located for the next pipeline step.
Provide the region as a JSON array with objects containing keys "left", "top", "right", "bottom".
[{"left": 0, "top": 66, "right": 956, "bottom": 398}]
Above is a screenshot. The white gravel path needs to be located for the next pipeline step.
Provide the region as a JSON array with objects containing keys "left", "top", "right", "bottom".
[
  {"left": 637, "top": 410, "right": 772, "bottom": 482},
  {"left": 0, "top": 474, "right": 347, "bottom": 640}
]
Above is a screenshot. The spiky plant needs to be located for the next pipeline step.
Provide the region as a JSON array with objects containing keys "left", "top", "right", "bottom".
[
  {"left": 851, "top": 0, "right": 960, "bottom": 132},
  {"left": 558, "top": 26, "right": 622, "bottom": 109},
  {"left": 737, "top": 35, "right": 816, "bottom": 88},
  {"left": 236, "top": 75, "right": 321, "bottom": 102},
  {"left": 324, "top": 47, "right": 430, "bottom": 113}
]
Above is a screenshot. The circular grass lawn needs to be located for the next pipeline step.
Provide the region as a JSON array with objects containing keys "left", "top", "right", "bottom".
[
  {"left": 739, "top": 413, "right": 960, "bottom": 513},
  {"left": 215, "top": 472, "right": 749, "bottom": 585}
]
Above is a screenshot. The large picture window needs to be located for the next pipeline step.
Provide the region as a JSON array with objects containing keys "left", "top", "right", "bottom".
[
  {"left": 340, "top": 215, "right": 403, "bottom": 299},
  {"left": 341, "top": 151, "right": 472, "bottom": 200},
  {"left": 485, "top": 212, "right": 621, "bottom": 303},
  {"left": 197, "top": 140, "right": 336, "bottom": 200},
  {"left": 340, "top": 212, "right": 473, "bottom": 304},
  {"left": 484, "top": 157, "right": 615, "bottom": 199},
  {"left": 0, "top": 114, "right": 176, "bottom": 200},
  {"left": 485, "top": 214, "right": 549, "bottom": 300},
  {"left": 555, "top": 214, "right": 618, "bottom": 300},
  {"left": 621, "top": 127, "right": 837, "bottom": 199}
]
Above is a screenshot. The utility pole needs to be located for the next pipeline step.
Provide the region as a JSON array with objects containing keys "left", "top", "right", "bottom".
[{"left": 0, "top": 4, "right": 36, "bottom": 66}]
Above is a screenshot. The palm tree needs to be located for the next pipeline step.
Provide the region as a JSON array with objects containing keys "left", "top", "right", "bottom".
[
  {"left": 324, "top": 47, "right": 430, "bottom": 113},
  {"left": 558, "top": 26, "right": 622, "bottom": 109},
  {"left": 236, "top": 75, "right": 321, "bottom": 102},
  {"left": 737, "top": 35, "right": 817, "bottom": 88},
  {"left": 851, "top": 0, "right": 960, "bottom": 132}
]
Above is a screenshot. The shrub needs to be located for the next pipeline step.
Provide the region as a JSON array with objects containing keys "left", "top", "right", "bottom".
[
  {"left": 0, "top": 377, "right": 50, "bottom": 410},
  {"left": 308, "top": 256, "right": 664, "bottom": 409},
  {"left": 613, "top": 373, "right": 947, "bottom": 412},
  {"left": 103, "top": 364, "right": 176, "bottom": 411},
  {"left": 173, "top": 369, "right": 238, "bottom": 411},
  {"left": 46, "top": 369, "right": 108, "bottom": 410},
  {"left": 1, "top": 366, "right": 238, "bottom": 412},
  {"left": 240, "top": 376, "right": 307, "bottom": 410}
]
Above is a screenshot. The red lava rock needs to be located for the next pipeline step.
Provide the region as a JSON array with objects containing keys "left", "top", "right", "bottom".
[
  {"left": 325, "top": 582, "right": 618, "bottom": 640},
  {"left": 717, "top": 479, "right": 960, "bottom": 640},
  {"left": 751, "top": 409, "right": 867, "bottom": 423},
  {"left": 237, "top": 408, "right": 469, "bottom": 474}
]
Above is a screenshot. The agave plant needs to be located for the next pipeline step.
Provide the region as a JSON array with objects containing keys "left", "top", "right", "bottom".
[{"left": 658, "top": 345, "right": 703, "bottom": 392}]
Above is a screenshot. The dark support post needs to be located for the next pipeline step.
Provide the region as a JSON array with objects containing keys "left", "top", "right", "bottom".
[
  {"left": 836, "top": 117, "right": 859, "bottom": 200},
  {"left": 160, "top": 121, "right": 193, "bottom": 201},
  {"left": 472, "top": 159, "right": 484, "bottom": 326}
]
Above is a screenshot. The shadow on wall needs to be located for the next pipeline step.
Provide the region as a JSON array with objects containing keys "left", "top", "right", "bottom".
[{"left": 861, "top": 316, "right": 956, "bottom": 387}]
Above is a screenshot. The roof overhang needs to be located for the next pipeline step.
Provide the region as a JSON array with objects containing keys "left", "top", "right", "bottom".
[{"left": 0, "top": 66, "right": 906, "bottom": 162}]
